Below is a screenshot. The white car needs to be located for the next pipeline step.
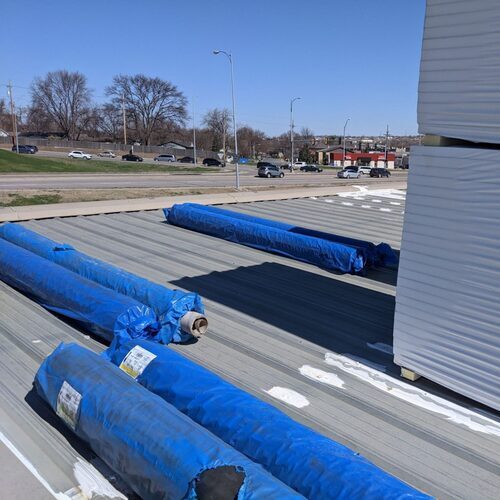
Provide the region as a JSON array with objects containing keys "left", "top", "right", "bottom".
[
  {"left": 293, "top": 161, "right": 307, "bottom": 169},
  {"left": 337, "top": 168, "right": 360, "bottom": 179},
  {"left": 98, "top": 150, "right": 116, "bottom": 158},
  {"left": 357, "top": 166, "right": 372, "bottom": 175},
  {"left": 68, "top": 150, "right": 92, "bottom": 160}
]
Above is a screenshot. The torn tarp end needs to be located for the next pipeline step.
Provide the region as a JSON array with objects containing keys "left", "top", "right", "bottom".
[
  {"left": 189, "top": 203, "right": 397, "bottom": 266},
  {"left": 35, "top": 343, "right": 303, "bottom": 500},
  {"left": 163, "top": 204, "right": 365, "bottom": 273},
  {"left": 106, "top": 339, "right": 431, "bottom": 500},
  {"left": 0, "top": 239, "right": 159, "bottom": 342},
  {"left": 0, "top": 223, "right": 206, "bottom": 343}
]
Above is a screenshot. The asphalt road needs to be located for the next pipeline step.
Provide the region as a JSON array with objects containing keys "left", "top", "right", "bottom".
[
  {"left": 0, "top": 169, "right": 408, "bottom": 190},
  {"left": 2, "top": 148, "right": 408, "bottom": 189}
]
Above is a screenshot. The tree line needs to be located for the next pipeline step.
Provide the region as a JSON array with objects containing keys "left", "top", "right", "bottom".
[{"left": 1, "top": 70, "right": 321, "bottom": 158}]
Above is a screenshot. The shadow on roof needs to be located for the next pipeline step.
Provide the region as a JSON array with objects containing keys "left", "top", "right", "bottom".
[
  {"left": 172, "top": 261, "right": 398, "bottom": 374},
  {"left": 173, "top": 261, "right": 500, "bottom": 417}
]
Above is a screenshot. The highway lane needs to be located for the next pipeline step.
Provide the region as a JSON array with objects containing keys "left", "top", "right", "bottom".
[{"left": 0, "top": 170, "right": 408, "bottom": 190}]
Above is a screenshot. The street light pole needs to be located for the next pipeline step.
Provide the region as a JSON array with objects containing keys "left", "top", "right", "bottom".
[
  {"left": 384, "top": 124, "right": 389, "bottom": 168},
  {"left": 7, "top": 82, "right": 19, "bottom": 153},
  {"left": 122, "top": 93, "right": 127, "bottom": 147},
  {"left": 193, "top": 99, "right": 197, "bottom": 165},
  {"left": 213, "top": 49, "right": 239, "bottom": 190},
  {"left": 290, "top": 97, "right": 301, "bottom": 171},
  {"left": 342, "top": 118, "right": 350, "bottom": 167}
]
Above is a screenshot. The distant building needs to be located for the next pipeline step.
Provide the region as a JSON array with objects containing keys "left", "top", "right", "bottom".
[{"left": 317, "top": 146, "right": 396, "bottom": 168}]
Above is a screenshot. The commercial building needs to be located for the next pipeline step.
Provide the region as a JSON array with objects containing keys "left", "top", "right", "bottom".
[{"left": 317, "top": 146, "right": 396, "bottom": 168}]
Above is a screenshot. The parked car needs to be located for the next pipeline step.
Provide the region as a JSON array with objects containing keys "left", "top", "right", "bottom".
[
  {"left": 370, "top": 168, "right": 391, "bottom": 178},
  {"left": 24, "top": 144, "right": 38, "bottom": 152},
  {"left": 121, "top": 153, "right": 143, "bottom": 162},
  {"left": 202, "top": 158, "right": 223, "bottom": 167},
  {"left": 293, "top": 161, "right": 307, "bottom": 169},
  {"left": 68, "top": 150, "right": 92, "bottom": 160},
  {"left": 178, "top": 156, "right": 195, "bottom": 163},
  {"left": 11, "top": 145, "right": 36, "bottom": 154},
  {"left": 354, "top": 165, "right": 372, "bottom": 175},
  {"left": 337, "top": 168, "right": 360, "bottom": 179},
  {"left": 98, "top": 150, "right": 116, "bottom": 158},
  {"left": 300, "top": 164, "right": 323, "bottom": 172},
  {"left": 258, "top": 164, "right": 284, "bottom": 178},
  {"left": 154, "top": 154, "right": 176, "bottom": 162}
]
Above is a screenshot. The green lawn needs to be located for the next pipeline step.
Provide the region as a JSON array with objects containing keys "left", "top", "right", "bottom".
[
  {"left": 0, "top": 149, "right": 216, "bottom": 173},
  {"left": 0, "top": 193, "right": 63, "bottom": 207}
]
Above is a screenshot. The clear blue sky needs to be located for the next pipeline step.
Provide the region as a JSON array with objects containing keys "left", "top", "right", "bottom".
[{"left": 1, "top": 0, "right": 425, "bottom": 137}]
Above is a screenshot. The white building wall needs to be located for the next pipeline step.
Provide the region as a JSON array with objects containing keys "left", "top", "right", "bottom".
[
  {"left": 393, "top": 146, "right": 500, "bottom": 410},
  {"left": 418, "top": 0, "right": 500, "bottom": 142}
]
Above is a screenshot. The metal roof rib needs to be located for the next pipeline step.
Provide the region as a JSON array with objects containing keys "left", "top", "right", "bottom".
[{"left": 0, "top": 194, "right": 499, "bottom": 499}]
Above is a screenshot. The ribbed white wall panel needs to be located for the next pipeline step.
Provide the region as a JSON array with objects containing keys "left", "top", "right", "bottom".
[
  {"left": 418, "top": 0, "right": 500, "bottom": 143},
  {"left": 394, "top": 146, "right": 500, "bottom": 410}
]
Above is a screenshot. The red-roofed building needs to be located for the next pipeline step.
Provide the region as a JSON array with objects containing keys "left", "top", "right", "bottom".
[{"left": 317, "top": 146, "right": 396, "bottom": 168}]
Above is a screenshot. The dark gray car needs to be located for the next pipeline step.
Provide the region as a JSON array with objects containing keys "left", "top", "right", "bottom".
[{"left": 258, "top": 165, "right": 284, "bottom": 178}]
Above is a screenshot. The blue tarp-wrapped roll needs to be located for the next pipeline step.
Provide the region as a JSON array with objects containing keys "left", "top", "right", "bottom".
[
  {"left": 35, "top": 343, "right": 303, "bottom": 500},
  {"left": 0, "top": 223, "right": 205, "bottom": 343},
  {"left": 188, "top": 203, "right": 397, "bottom": 266},
  {"left": 106, "top": 339, "right": 431, "bottom": 500},
  {"left": 0, "top": 239, "right": 159, "bottom": 342},
  {"left": 163, "top": 204, "right": 365, "bottom": 273}
]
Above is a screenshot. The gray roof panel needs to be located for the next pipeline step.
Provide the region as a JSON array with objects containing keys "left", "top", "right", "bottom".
[{"left": 1, "top": 193, "right": 499, "bottom": 499}]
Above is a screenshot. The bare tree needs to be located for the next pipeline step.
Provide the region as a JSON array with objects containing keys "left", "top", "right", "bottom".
[
  {"left": 106, "top": 74, "right": 187, "bottom": 146},
  {"left": 30, "top": 70, "right": 92, "bottom": 139},
  {"left": 96, "top": 103, "right": 122, "bottom": 141},
  {"left": 299, "top": 127, "right": 314, "bottom": 141},
  {"left": 0, "top": 99, "right": 11, "bottom": 131},
  {"left": 202, "top": 108, "right": 231, "bottom": 156},
  {"left": 237, "top": 126, "right": 267, "bottom": 157}
]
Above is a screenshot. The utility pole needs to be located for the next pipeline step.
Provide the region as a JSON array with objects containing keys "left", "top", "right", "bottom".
[
  {"left": 385, "top": 124, "right": 389, "bottom": 167},
  {"left": 342, "top": 118, "right": 350, "bottom": 167},
  {"left": 222, "top": 121, "right": 227, "bottom": 166},
  {"left": 290, "top": 97, "right": 301, "bottom": 170},
  {"left": 7, "top": 82, "right": 19, "bottom": 153},
  {"left": 122, "top": 93, "right": 127, "bottom": 147},
  {"left": 192, "top": 100, "right": 197, "bottom": 165}
]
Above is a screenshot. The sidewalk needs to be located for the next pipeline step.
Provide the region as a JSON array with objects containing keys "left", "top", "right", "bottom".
[{"left": 0, "top": 181, "right": 407, "bottom": 222}]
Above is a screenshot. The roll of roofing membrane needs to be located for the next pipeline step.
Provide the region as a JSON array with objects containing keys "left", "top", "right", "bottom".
[
  {"left": 35, "top": 343, "right": 302, "bottom": 500},
  {"left": 188, "top": 203, "right": 397, "bottom": 266},
  {"left": 163, "top": 204, "right": 365, "bottom": 273},
  {"left": 0, "top": 239, "right": 159, "bottom": 342},
  {"left": 105, "top": 339, "right": 432, "bottom": 500},
  {"left": 0, "top": 223, "right": 205, "bottom": 343}
]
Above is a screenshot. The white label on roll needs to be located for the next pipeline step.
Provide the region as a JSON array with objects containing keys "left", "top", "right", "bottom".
[
  {"left": 119, "top": 345, "right": 157, "bottom": 379},
  {"left": 56, "top": 381, "right": 82, "bottom": 430}
]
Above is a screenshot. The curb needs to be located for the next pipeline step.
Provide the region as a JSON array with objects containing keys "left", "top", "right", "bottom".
[{"left": 0, "top": 181, "right": 407, "bottom": 222}]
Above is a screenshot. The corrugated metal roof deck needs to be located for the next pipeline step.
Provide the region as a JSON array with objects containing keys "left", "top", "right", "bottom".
[{"left": 1, "top": 192, "right": 499, "bottom": 499}]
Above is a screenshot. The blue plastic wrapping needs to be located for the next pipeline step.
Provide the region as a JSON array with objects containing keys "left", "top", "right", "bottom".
[
  {"left": 35, "top": 343, "right": 303, "bottom": 500},
  {"left": 163, "top": 204, "right": 365, "bottom": 273},
  {"left": 106, "top": 339, "right": 432, "bottom": 500},
  {"left": 0, "top": 239, "right": 159, "bottom": 342},
  {"left": 0, "top": 223, "right": 203, "bottom": 343},
  {"left": 190, "top": 204, "right": 397, "bottom": 266}
]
